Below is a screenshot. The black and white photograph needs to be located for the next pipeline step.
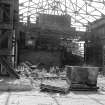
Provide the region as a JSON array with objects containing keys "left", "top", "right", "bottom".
[{"left": 0, "top": 0, "right": 105, "bottom": 105}]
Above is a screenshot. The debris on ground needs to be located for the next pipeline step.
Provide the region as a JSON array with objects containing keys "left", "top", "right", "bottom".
[
  {"left": 40, "top": 84, "right": 69, "bottom": 94},
  {"left": 1, "top": 61, "right": 105, "bottom": 105},
  {"left": 97, "top": 74, "right": 105, "bottom": 91},
  {"left": 0, "top": 77, "right": 33, "bottom": 91},
  {"left": 12, "top": 61, "right": 105, "bottom": 93}
]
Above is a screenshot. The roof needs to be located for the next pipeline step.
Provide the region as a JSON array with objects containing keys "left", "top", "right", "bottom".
[{"left": 19, "top": 0, "right": 105, "bottom": 31}]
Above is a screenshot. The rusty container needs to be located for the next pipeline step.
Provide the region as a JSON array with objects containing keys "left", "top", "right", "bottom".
[{"left": 66, "top": 66, "right": 99, "bottom": 87}]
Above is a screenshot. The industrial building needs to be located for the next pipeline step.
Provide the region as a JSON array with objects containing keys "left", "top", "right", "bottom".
[{"left": 0, "top": 0, "right": 105, "bottom": 105}]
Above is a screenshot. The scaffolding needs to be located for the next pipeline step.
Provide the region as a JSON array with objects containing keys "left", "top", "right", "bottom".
[{"left": 0, "top": 0, "right": 19, "bottom": 78}]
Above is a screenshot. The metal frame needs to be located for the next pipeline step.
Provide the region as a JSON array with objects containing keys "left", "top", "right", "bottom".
[
  {"left": 0, "top": 0, "right": 18, "bottom": 69},
  {"left": 19, "top": 0, "right": 105, "bottom": 31}
]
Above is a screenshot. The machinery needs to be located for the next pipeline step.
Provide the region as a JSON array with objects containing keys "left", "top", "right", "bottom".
[{"left": 66, "top": 66, "right": 99, "bottom": 91}]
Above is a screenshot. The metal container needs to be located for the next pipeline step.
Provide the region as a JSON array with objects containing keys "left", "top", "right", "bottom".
[{"left": 66, "top": 66, "right": 99, "bottom": 87}]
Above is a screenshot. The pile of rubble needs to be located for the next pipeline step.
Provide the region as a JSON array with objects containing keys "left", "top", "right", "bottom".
[
  {"left": 12, "top": 61, "right": 105, "bottom": 93},
  {"left": 17, "top": 61, "right": 66, "bottom": 80},
  {"left": 0, "top": 77, "right": 33, "bottom": 91}
]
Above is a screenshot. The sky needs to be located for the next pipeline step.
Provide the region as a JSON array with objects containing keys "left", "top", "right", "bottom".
[{"left": 19, "top": 0, "right": 105, "bottom": 31}]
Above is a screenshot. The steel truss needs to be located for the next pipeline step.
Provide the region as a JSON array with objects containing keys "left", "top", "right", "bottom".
[{"left": 19, "top": 0, "right": 105, "bottom": 31}]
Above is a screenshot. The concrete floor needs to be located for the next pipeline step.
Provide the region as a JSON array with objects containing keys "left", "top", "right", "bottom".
[
  {"left": 0, "top": 76, "right": 105, "bottom": 105},
  {"left": 0, "top": 89, "right": 105, "bottom": 105}
]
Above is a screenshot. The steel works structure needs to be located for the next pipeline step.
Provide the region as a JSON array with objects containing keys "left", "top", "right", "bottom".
[
  {"left": 19, "top": 0, "right": 105, "bottom": 31},
  {"left": 0, "top": 0, "right": 19, "bottom": 78}
]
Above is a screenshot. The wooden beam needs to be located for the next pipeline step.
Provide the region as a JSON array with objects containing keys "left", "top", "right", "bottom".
[{"left": 0, "top": 56, "right": 19, "bottom": 79}]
